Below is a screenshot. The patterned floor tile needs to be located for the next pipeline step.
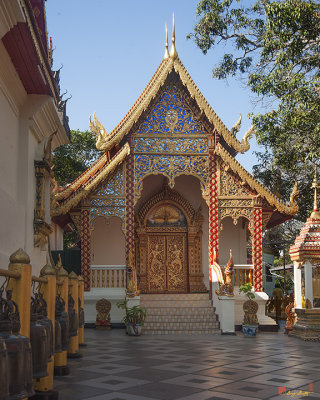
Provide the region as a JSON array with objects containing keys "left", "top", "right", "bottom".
[
  {"left": 209, "top": 381, "right": 279, "bottom": 399},
  {"left": 78, "top": 375, "right": 150, "bottom": 391},
  {"left": 177, "top": 390, "right": 262, "bottom": 400},
  {"left": 243, "top": 373, "right": 312, "bottom": 389},
  {"left": 161, "top": 373, "right": 233, "bottom": 389}
]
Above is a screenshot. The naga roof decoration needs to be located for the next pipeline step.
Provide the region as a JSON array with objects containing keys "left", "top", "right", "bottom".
[
  {"left": 51, "top": 143, "right": 130, "bottom": 216},
  {"left": 216, "top": 143, "right": 298, "bottom": 216},
  {"left": 290, "top": 169, "right": 320, "bottom": 262}
]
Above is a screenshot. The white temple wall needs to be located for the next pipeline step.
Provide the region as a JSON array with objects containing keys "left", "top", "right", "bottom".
[
  {"left": 91, "top": 216, "right": 126, "bottom": 266},
  {"left": 0, "top": 38, "right": 68, "bottom": 274},
  {"left": 219, "top": 217, "right": 248, "bottom": 266}
]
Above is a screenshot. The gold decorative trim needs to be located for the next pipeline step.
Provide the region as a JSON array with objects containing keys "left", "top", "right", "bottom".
[
  {"left": 90, "top": 56, "right": 252, "bottom": 154},
  {"left": 215, "top": 143, "right": 298, "bottom": 216},
  {"left": 52, "top": 143, "right": 130, "bottom": 216}
]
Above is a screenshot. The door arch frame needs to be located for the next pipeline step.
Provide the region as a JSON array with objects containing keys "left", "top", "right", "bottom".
[{"left": 136, "top": 185, "right": 207, "bottom": 293}]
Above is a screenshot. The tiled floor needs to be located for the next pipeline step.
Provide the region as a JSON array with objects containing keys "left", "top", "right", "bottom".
[{"left": 55, "top": 329, "right": 320, "bottom": 400}]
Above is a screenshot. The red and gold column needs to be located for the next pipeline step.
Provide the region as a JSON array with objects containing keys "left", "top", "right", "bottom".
[
  {"left": 81, "top": 208, "right": 91, "bottom": 291},
  {"left": 208, "top": 149, "right": 219, "bottom": 264},
  {"left": 125, "top": 152, "right": 135, "bottom": 266},
  {"left": 252, "top": 200, "right": 263, "bottom": 291}
]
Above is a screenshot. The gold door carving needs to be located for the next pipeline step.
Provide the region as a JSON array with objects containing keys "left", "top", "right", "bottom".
[
  {"left": 166, "top": 235, "right": 186, "bottom": 292},
  {"left": 137, "top": 186, "right": 207, "bottom": 294},
  {"left": 147, "top": 234, "right": 187, "bottom": 293},
  {"left": 148, "top": 235, "right": 166, "bottom": 292}
]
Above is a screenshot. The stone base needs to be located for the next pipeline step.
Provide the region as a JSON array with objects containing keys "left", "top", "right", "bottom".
[
  {"left": 67, "top": 351, "right": 83, "bottom": 359},
  {"left": 234, "top": 290, "right": 278, "bottom": 329},
  {"left": 54, "top": 365, "right": 70, "bottom": 376},
  {"left": 84, "top": 288, "right": 138, "bottom": 324},
  {"left": 290, "top": 308, "right": 320, "bottom": 341},
  {"left": 30, "top": 390, "right": 59, "bottom": 400}
]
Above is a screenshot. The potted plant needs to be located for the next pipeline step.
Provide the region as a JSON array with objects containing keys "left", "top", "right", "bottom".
[
  {"left": 117, "top": 299, "right": 146, "bottom": 336},
  {"left": 239, "top": 283, "right": 259, "bottom": 337}
]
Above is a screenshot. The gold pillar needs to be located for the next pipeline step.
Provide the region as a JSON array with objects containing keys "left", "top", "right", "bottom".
[
  {"left": 34, "top": 264, "right": 56, "bottom": 393},
  {"left": 7, "top": 249, "right": 32, "bottom": 337},
  {"left": 67, "top": 271, "right": 81, "bottom": 358},
  {"left": 78, "top": 275, "right": 85, "bottom": 346},
  {"left": 54, "top": 264, "right": 69, "bottom": 376}
]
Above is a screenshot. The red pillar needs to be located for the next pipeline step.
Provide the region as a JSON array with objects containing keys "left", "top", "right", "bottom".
[
  {"left": 208, "top": 150, "right": 219, "bottom": 264},
  {"left": 208, "top": 149, "right": 219, "bottom": 299},
  {"left": 81, "top": 208, "right": 91, "bottom": 291},
  {"left": 252, "top": 205, "right": 263, "bottom": 291},
  {"left": 125, "top": 153, "right": 135, "bottom": 265}
]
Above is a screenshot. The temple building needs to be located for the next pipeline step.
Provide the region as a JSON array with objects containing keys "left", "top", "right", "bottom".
[
  {"left": 52, "top": 22, "right": 298, "bottom": 333},
  {"left": 0, "top": 0, "right": 69, "bottom": 275}
]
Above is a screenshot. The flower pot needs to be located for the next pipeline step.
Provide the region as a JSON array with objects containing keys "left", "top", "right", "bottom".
[
  {"left": 242, "top": 324, "right": 258, "bottom": 337},
  {"left": 126, "top": 323, "right": 142, "bottom": 336}
]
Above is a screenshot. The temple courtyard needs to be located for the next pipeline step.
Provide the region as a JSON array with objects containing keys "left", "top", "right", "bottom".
[{"left": 55, "top": 329, "right": 320, "bottom": 400}]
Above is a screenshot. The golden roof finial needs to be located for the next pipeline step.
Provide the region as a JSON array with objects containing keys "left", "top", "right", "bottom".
[
  {"left": 170, "top": 13, "right": 178, "bottom": 59},
  {"left": 164, "top": 24, "right": 169, "bottom": 59},
  {"left": 311, "top": 164, "right": 320, "bottom": 219}
]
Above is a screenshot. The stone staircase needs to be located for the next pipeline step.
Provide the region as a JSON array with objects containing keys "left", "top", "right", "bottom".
[{"left": 140, "top": 293, "right": 220, "bottom": 335}]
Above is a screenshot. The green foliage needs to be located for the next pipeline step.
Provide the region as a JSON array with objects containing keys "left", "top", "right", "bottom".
[
  {"left": 190, "top": 0, "right": 320, "bottom": 219},
  {"left": 239, "top": 283, "right": 255, "bottom": 299},
  {"left": 53, "top": 129, "right": 102, "bottom": 186},
  {"left": 117, "top": 300, "right": 146, "bottom": 327}
]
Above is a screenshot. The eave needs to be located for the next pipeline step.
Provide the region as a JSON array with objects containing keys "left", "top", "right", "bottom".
[
  {"left": 216, "top": 143, "right": 298, "bottom": 218},
  {"left": 52, "top": 143, "right": 130, "bottom": 217}
]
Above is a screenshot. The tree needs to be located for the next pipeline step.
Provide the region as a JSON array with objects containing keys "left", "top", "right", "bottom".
[
  {"left": 53, "top": 129, "right": 102, "bottom": 186},
  {"left": 53, "top": 129, "right": 102, "bottom": 248},
  {"left": 190, "top": 0, "right": 320, "bottom": 220}
]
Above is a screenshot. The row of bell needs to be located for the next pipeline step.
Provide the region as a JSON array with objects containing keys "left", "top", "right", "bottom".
[
  {"left": 0, "top": 290, "right": 79, "bottom": 400},
  {"left": 0, "top": 290, "right": 34, "bottom": 400}
]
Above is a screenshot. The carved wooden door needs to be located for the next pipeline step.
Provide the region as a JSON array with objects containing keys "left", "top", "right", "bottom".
[{"left": 147, "top": 233, "right": 187, "bottom": 293}]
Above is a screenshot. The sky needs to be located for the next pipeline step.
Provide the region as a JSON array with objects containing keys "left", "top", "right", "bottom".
[{"left": 45, "top": 0, "right": 267, "bottom": 172}]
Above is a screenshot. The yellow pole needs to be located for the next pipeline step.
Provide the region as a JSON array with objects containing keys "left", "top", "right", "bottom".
[
  {"left": 34, "top": 263, "right": 56, "bottom": 394},
  {"left": 54, "top": 264, "right": 69, "bottom": 376},
  {"left": 78, "top": 275, "right": 85, "bottom": 346},
  {"left": 7, "top": 249, "right": 32, "bottom": 337},
  {"left": 68, "top": 271, "right": 81, "bottom": 358}
]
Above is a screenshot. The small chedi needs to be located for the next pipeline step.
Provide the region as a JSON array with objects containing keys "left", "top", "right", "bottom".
[{"left": 95, "top": 298, "right": 111, "bottom": 329}]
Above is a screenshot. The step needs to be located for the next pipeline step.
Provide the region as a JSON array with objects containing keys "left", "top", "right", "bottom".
[
  {"left": 142, "top": 329, "right": 220, "bottom": 335},
  {"left": 140, "top": 299, "right": 211, "bottom": 308},
  {"left": 140, "top": 293, "right": 209, "bottom": 301},
  {"left": 146, "top": 314, "right": 216, "bottom": 322},
  {"left": 143, "top": 321, "right": 219, "bottom": 329},
  {"left": 145, "top": 307, "right": 214, "bottom": 317}
]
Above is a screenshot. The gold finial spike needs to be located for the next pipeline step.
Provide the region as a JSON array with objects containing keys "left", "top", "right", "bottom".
[
  {"left": 170, "top": 13, "right": 178, "bottom": 59},
  {"left": 164, "top": 24, "right": 169, "bottom": 59}
]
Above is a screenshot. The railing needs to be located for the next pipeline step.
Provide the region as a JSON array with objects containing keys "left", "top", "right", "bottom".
[
  {"left": 233, "top": 264, "right": 254, "bottom": 286},
  {"left": 90, "top": 265, "right": 126, "bottom": 288}
]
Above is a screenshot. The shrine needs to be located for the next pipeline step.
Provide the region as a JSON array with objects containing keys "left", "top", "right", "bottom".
[{"left": 52, "top": 21, "right": 298, "bottom": 333}]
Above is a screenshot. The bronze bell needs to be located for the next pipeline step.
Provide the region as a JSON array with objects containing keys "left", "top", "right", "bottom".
[
  {"left": 38, "top": 293, "right": 54, "bottom": 360},
  {"left": 30, "top": 295, "right": 48, "bottom": 379},
  {"left": 7, "top": 290, "right": 34, "bottom": 398},
  {"left": 68, "top": 294, "right": 78, "bottom": 337},
  {"left": 54, "top": 318, "right": 62, "bottom": 354},
  {"left": 78, "top": 298, "right": 84, "bottom": 328},
  {"left": 0, "top": 337, "right": 9, "bottom": 400},
  {"left": 55, "top": 295, "right": 69, "bottom": 350},
  {"left": 0, "top": 290, "right": 29, "bottom": 400}
]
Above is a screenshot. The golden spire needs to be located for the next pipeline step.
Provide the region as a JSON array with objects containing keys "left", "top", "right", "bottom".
[
  {"left": 311, "top": 164, "right": 320, "bottom": 219},
  {"left": 170, "top": 13, "right": 178, "bottom": 59},
  {"left": 164, "top": 24, "right": 169, "bottom": 59}
]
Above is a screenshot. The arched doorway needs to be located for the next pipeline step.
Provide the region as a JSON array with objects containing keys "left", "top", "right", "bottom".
[{"left": 136, "top": 185, "right": 206, "bottom": 294}]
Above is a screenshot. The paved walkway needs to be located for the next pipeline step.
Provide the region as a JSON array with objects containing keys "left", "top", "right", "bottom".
[{"left": 55, "top": 329, "right": 320, "bottom": 400}]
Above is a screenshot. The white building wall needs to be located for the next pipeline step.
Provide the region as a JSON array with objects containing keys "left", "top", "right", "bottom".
[{"left": 219, "top": 217, "right": 248, "bottom": 266}]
